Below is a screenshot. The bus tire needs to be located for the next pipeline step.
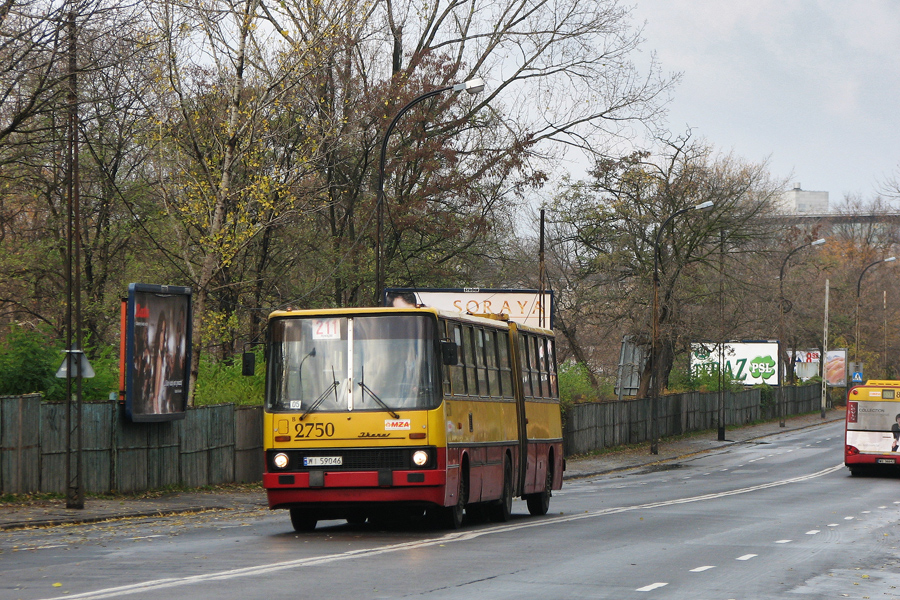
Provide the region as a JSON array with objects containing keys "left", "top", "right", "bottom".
[
  {"left": 289, "top": 508, "right": 318, "bottom": 532},
  {"left": 443, "top": 466, "right": 468, "bottom": 529},
  {"left": 489, "top": 457, "right": 513, "bottom": 522},
  {"left": 525, "top": 458, "right": 552, "bottom": 516}
]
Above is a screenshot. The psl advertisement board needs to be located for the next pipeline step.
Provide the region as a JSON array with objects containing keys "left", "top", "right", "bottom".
[
  {"left": 692, "top": 343, "right": 848, "bottom": 387},
  {"left": 124, "top": 284, "right": 192, "bottom": 422},
  {"left": 691, "top": 341, "right": 779, "bottom": 386},
  {"left": 384, "top": 287, "right": 554, "bottom": 328}
]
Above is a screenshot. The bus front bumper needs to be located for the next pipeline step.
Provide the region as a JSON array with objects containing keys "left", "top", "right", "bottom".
[{"left": 264, "top": 469, "right": 447, "bottom": 509}]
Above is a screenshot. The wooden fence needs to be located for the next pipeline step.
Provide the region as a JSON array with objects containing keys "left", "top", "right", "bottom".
[
  {"left": 0, "top": 395, "right": 263, "bottom": 495},
  {"left": 1, "top": 384, "right": 828, "bottom": 494},
  {"left": 563, "top": 384, "right": 828, "bottom": 456}
]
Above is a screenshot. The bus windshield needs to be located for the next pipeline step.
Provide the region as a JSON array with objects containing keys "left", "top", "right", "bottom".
[{"left": 267, "top": 314, "right": 441, "bottom": 413}]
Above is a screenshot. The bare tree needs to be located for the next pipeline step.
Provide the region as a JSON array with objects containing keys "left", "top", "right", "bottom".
[{"left": 550, "top": 136, "right": 782, "bottom": 397}]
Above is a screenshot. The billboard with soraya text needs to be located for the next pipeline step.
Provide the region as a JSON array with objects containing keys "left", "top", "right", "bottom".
[
  {"left": 124, "top": 284, "right": 192, "bottom": 422},
  {"left": 384, "top": 287, "right": 554, "bottom": 328}
]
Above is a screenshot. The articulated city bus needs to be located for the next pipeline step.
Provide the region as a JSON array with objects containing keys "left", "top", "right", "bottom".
[
  {"left": 845, "top": 380, "right": 900, "bottom": 476},
  {"left": 261, "top": 307, "right": 564, "bottom": 531}
]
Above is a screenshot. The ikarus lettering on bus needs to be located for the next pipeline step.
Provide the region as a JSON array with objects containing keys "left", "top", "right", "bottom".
[{"left": 385, "top": 419, "right": 411, "bottom": 430}]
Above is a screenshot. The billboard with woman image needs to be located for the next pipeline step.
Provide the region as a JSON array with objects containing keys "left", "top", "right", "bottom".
[{"left": 124, "top": 284, "right": 192, "bottom": 422}]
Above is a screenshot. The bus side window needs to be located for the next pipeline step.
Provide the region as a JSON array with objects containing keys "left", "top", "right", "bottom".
[
  {"left": 520, "top": 335, "right": 532, "bottom": 398},
  {"left": 450, "top": 324, "right": 466, "bottom": 396},
  {"left": 531, "top": 336, "right": 543, "bottom": 398},
  {"left": 545, "top": 338, "right": 559, "bottom": 398},
  {"left": 498, "top": 332, "right": 514, "bottom": 398},
  {"left": 465, "top": 326, "right": 479, "bottom": 396},
  {"left": 485, "top": 329, "right": 499, "bottom": 398},
  {"left": 476, "top": 328, "right": 489, "bottom": 397}
]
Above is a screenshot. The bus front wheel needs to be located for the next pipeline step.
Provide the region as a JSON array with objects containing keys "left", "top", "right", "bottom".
[
  {"left": 290, "top": 508, "right": 318, "bottom": 532},
  {"left": 442, "top": 469, "right": 468, "bottom": 529}
]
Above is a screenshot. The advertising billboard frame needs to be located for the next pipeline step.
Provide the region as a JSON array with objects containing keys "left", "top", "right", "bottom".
[
  {"left": 383, "top": 287, "right": 554, "bottom": 328},
  {"left": 124, "top": 283, "right": 192, "bottom": 422},
  {"left": 690, "top": 340, "right": 779, "bottom": 386}
]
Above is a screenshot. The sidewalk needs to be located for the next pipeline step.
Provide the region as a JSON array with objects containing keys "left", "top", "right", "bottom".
[{"left": 0, "top": 410, "right": 845, "bottom": 531}]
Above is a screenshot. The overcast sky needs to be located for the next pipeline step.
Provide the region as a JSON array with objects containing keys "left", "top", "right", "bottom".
[{"left": 630, "top": 0, "right": 900, "bottom": 204}]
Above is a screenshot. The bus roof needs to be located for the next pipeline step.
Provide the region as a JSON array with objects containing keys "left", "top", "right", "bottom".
[{"left": 267, "top": 306, "right": 554, "bottom": 334}]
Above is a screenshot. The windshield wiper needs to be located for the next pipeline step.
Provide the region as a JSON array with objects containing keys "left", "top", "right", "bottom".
[
  {"left": 300, "top": 367, "right": 340, "bottom": 420},
  {"left": 358, "top": 381, "right": 400, "bottom": 419}
]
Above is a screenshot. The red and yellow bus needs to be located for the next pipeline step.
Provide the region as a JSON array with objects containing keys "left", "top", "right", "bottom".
[
  {"left": 261, "top": 307, "right": 564, "bottom": 530},
  {"left": 845, "top": 380, "right": 900, "bottom": 475}
]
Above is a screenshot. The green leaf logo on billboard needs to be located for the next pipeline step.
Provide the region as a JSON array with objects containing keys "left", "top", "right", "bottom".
[{"left": 749, "top": 355, "right": 776, "bottom": 381}]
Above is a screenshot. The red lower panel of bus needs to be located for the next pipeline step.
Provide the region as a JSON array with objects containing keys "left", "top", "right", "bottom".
[
  {"left": 845, "top": 447, "right": 898, "bottom": 466},
  {"left": 265, "top": 470, "right": 447, "bottom": 509}
]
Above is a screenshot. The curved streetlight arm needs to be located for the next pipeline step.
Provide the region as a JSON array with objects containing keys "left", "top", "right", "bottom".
[
  {"left": 857, "top": 256, "right": 896, "bottom": 298},
  {"left": 375, "top": 78, "right": 485, "bottom": 302},
  {"left": 776, "top": 237, "right": 826, "bottom": 426}
]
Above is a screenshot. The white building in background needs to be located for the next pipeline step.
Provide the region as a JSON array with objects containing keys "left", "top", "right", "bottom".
[{"left": 777, "top": 182, "right": 829, "bottom": 214}]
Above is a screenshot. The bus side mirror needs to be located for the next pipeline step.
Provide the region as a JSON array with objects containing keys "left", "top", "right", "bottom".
[
  {"left": 441, "top": 341, "right": 458, "bottom": 366},
  {"left": 242, "top": 352, "right": 256, "bottom": 376}
]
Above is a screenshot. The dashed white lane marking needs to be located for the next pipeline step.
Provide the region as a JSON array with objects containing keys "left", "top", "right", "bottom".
[
  {"left": 806, "top": 530, "right": 820, "bottom": 535},
  {"left": 844, "top": 516, "right": 855, "bottom": 520},
  {"left": 16, "top": 544, "right": 67, "bottom": 551},
  {"left": 878, "top": 506, "right": 887, "bottom": 509},
  {"left": 861, "top": 511, "right": 871, "bottom": 514},
  {"left": 36, "top": 463, "right": 844, "bottom": 600},
  {"left": 827, "top": 524, "right": 839, "bottom": 527},
  {"left": 736, "top": 554, "right": 758, "bottom": 561},
  {"left": 775, "top": 539, "right": 792, "bottom": 544},
  {"left": 636, "top": 583, "right": 668, "bottom": 591},
  {"left": 690, "top": 566, "right": 716, "bottom": 572}
]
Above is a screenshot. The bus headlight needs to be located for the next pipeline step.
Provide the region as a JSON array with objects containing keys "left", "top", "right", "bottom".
[
  {"left": 273, "top": 452, "right": 289, "bottom": 469},
  {"left": 412, "top": 450, "right": 429, "bottom": 467}
]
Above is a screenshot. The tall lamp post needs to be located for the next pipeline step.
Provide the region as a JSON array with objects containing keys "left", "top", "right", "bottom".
[
  {"left": 374, "top": 77, "right": 485, "bottom": 303},
  {"left": 855, "top": 256, "right": 896, "bottom": 366},
  {"left": 650, "top": 200, "right": 714, "bottom": 455},
  {"left": 777, "top": 238, "right": 826, "bottom": 427}
]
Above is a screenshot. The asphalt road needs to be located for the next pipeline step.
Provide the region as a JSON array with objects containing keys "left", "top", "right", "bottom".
[{"left": 2, "top": 420, "right": 899, "bottom": 600}]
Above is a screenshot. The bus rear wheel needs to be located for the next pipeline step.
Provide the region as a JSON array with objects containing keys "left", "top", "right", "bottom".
[
  {"left": 525, "top": 460, "right": 552, "bottom": 516},
  {"left": 290, "top": 508, "right": 318, "bottom": 532}
]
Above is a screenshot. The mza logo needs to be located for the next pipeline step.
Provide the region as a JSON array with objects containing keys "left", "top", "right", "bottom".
[{"left": 385, "top": 419, "right": 411, "bottom": 430}]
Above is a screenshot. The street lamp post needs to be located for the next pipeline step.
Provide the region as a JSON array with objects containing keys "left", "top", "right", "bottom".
[
  {"left": 650, "top": 200, "right": 714, "bottom": 455},
  {"left": 374, "top": 77, "right": 485, "bottom": 303},
  {"left": 777, "top": 238, "right": 826, "bottom": 427},
  {"left": 855, "top": 256, "right": 896, "bottom": 366}
]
